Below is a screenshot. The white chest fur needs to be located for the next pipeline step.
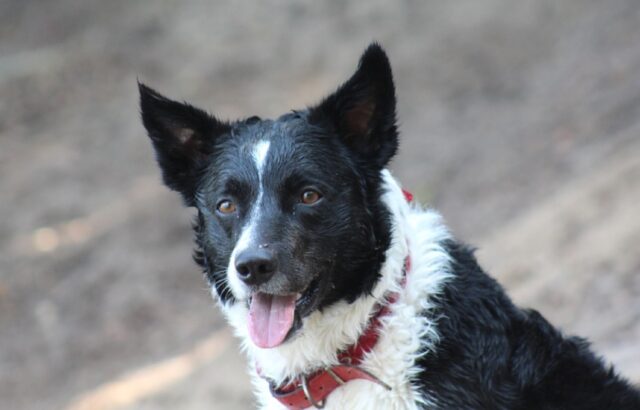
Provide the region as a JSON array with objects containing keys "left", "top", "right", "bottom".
[{"left": 220, "top": 170, "right": 453, "bottom": 409}]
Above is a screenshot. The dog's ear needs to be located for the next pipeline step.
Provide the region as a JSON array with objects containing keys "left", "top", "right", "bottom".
[
  {"left": 138, "top": 82, "right": 230, "bottom": 206},
  {"left": 309, "top": 43, "right": 398, "bottom": 168}
]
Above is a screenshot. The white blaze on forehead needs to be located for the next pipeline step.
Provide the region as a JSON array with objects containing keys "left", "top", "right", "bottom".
[
  {"left": 225, "top": 140, "right": 271, "bottom": 301},
  {"left": 253, "top": 140, "right": 271, "bottom": 174}
]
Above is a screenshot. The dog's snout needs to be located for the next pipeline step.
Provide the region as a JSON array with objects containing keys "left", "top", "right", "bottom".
[{"left": 235, "top": 248, "right": 277, "bottom": 285}]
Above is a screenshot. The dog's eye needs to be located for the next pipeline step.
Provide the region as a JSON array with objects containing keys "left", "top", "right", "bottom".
[
  {"left": 301, "top": 190, "right": 322, "bottom": 205},
  {"left": 217, "top": 200, "right": 237, "bottom": 214}
]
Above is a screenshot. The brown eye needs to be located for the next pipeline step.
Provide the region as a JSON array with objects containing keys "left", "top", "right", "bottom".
[
  {"left": 301, "top": 190, "right": 322, "bottom": 205},
  {"left": 217, "top": 200, "right": 237, "bottom": 214}
]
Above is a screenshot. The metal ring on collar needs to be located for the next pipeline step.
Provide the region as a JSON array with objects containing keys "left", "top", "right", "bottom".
[{"left": 301, "top": 374, "right": 325, "bottom": 409}]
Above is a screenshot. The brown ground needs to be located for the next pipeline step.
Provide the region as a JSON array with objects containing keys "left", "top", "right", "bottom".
[{"left": 1, "top": 1, "right": 639, "bottom": 409}]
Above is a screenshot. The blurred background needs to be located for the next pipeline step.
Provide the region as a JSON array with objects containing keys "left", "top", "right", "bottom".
[{"left": 1, "top": 1, "right": 639, "bottom": 409}]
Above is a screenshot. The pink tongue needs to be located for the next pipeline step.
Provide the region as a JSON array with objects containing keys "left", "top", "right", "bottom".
[{"left": 248, "top": 293, "right": 297, "bottom": 348}]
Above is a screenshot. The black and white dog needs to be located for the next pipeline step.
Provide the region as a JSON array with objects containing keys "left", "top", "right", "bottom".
[{"left": 139, "top": 44, "right": 640, "bottom": 409}]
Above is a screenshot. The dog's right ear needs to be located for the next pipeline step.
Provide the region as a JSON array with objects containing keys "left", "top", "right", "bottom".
[{"left": 138, "top": 82, "right": 230, "bottom": 206}]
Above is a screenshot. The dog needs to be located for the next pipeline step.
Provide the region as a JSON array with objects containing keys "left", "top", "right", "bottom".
[{"left": 139, "top": 43, "right": 640, "bottom": 409}]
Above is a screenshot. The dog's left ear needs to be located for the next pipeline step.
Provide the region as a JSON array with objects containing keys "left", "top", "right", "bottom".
[
  {"left": 309, "top": 43, "right": 398, "bottom": 168},
  {"left": 138, "top": 82, "right": 230, "bottom": 206}
]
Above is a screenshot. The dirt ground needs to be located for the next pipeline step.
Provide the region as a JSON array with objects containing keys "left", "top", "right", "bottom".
[{"left": 1, "top": 1, "right": 639, "bottom": 409}]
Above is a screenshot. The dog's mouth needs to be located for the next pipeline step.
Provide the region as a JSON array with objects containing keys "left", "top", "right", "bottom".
[{"left": 247, "top": 277, "right": 321, "bottom": 349}]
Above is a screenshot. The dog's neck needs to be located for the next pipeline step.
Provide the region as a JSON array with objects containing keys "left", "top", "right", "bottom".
[{"left": 220, "top": 170, "right": 411, "bottom": 386}]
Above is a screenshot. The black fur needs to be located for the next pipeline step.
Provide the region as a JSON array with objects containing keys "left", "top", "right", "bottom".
[
  {"left": 309, "top": 43, "right": 399, "bottom": 169},
  {"left": 139, "top": 43, "right": 640, "bottom": 408},
  {"left": 418, "top": 240, "right": 640, "bottom": 409},
  {"left": 139, "top": 82, "right": 231, "bottom": 206}
]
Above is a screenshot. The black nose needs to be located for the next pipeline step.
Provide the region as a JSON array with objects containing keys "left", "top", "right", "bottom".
[{"left": 235, "top": 248, "right": 277, "bottom": 286}]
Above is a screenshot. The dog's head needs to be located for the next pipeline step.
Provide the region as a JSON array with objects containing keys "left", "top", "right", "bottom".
[{"left": 140, "top": 44, "right": 398, "bottom": 348}]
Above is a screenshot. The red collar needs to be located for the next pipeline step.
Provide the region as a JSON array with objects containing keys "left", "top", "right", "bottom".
[
  {"left": 266, "top": 189, "right": 414, "bottom": 409},
  {"left": 401, "top": 188, "right": 414, "bottom": 203}
]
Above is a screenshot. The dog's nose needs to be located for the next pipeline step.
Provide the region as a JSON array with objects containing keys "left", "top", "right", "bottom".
[{"left": 235, "top": 248, "right": 277, "bottom": 286}]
